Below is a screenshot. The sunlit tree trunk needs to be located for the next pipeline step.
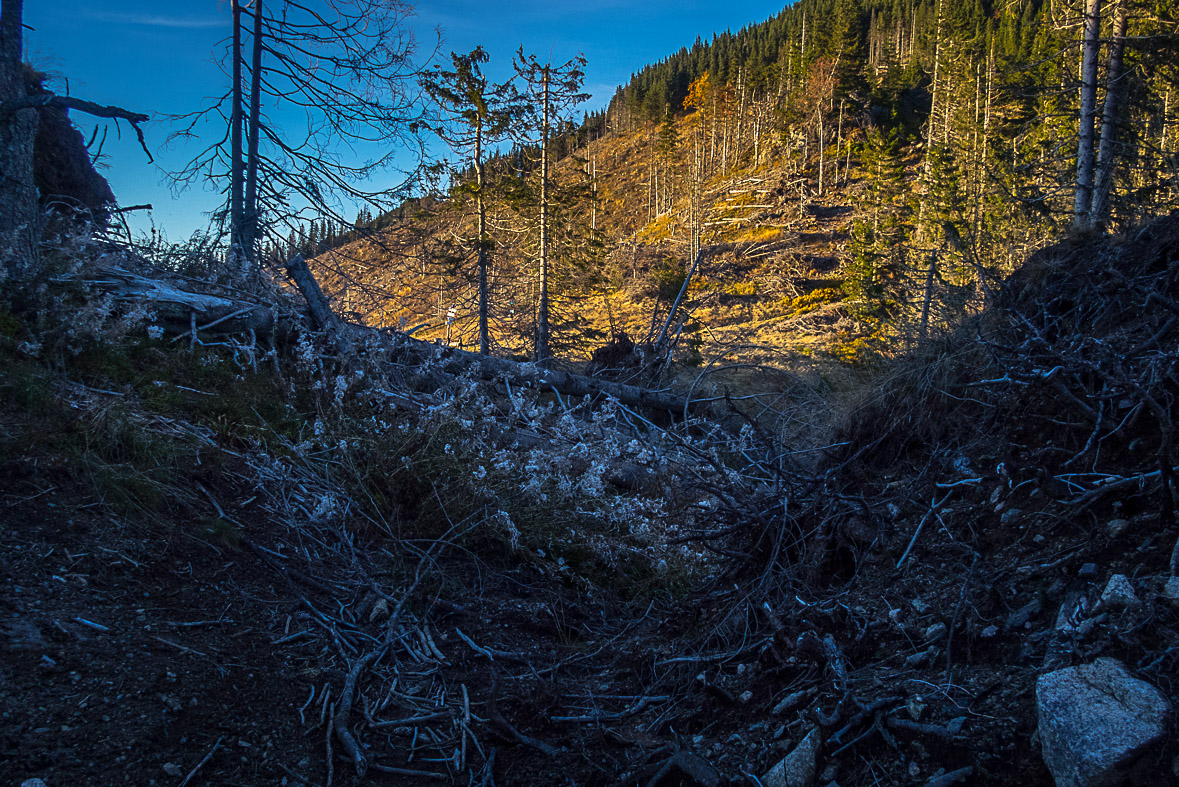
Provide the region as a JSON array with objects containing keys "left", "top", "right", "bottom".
[
  {"left": 1074, "top": 0, "right": 1103, "bottom": 229},
  {"left": 536, "top": 66, "right": 551, "bottom": 364},
  {"left": 476, "top": 115, "right": 489, "bottom": 355},
  {"left": 818, "top": 113, "right": 825, "bottom": 197},
  {"left": 1091, "top": 0, "right": 1127, "bottom": 228}
]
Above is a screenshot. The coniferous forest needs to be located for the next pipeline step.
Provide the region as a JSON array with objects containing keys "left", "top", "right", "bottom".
[{"left": 302, "top": 0, "right": 1179, "bottom": 367}]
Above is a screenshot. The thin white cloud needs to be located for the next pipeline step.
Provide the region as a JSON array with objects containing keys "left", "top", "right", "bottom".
[{"left": 83, "top": 10, "right": 224, "bottom": 29}]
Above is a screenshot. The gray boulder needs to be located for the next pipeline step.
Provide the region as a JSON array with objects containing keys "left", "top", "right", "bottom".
[{"left": 1037, "top": 658, "right": 1170, "bottom": 787}]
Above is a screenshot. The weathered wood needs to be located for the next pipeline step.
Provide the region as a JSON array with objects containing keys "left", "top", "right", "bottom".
[{"left": 85, "top": 266, "right": 279, "bottom": 338}]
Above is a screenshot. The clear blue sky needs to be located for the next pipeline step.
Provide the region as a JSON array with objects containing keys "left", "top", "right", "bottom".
[{"left": 25, "top": 0, "right": 786, "bottom": 241}]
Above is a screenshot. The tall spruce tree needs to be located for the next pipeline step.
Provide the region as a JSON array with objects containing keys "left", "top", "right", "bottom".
[
  {"left": 514, "top": 49, "right": 588, "bottom": 364},
  {"left": 422, "top": 48, "right": 525, "bottom": 355}
]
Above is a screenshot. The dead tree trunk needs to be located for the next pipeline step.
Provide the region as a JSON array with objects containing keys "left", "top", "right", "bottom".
[
  {"left": 229, "top": 0, "right": 246, "bottom": 268},
  {"left": 242, "top": 0, "right": 264, "bottom": 267},
  {"left": 0, "top": 0, "right": 40, "bottom": 287}
]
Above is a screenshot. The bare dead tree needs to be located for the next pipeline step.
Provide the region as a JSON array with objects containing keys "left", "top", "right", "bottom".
[{"left": 169, "top": 0, "right": 433, "bottom": 269}]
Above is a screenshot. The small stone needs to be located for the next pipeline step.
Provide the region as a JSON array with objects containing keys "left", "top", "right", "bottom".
[
  {"left": 981, "top": 625, "right": 999, "bottom": 638},
  {"left": 1098, "top": 574, "right": 1140, "bottom": 611},
  {"left": 1078, "top": 563, "right": 1098, "bottom": 579},
  {"left": 1106, "top": 519, "right": 1130, "bottom": 538},
  {"left": 162, "top": 763, "right": 182, "bottom": 777},
  {"left": 1000, "top": 508, "right": 1022, "bottom": 525},
  {"left": 911, "top": 598, "right": 930, "bottom": 614},
  {"left": 761, "top": 726, "right": 821, "bottom": 787},
  {"left": 1037, "top": 658, "right": 1170, "bottom": 787},
  {"left": 1005, "top": 598, "right": 1042, "bottom": 630},
  {"left": 904, "top": 648, "right": 935, "bottom": 668},
  {"left": 21, "top": 779, "right": 49, "bottom": 787},
  {"left": 923, "top": 622, "right": 947, "bottom": 642},
  {"left": 738, "top": 690, "right": 753, "bottom": 704},
  {"left": 1163, "top": 576, "right": 1179, "bottom": 603}
]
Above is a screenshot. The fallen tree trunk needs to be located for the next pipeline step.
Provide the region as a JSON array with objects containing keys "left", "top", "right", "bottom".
[
  {"left": 284, "top": 254, "right": 694, "bottom": 415},
  {"left": 84, "top": 266, "right": 283, "bottom": 339}
]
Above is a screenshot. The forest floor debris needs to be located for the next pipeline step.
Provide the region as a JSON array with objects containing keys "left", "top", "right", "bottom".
[{"left": 3, "top": 217, "right": 1179, "bottom": 785}]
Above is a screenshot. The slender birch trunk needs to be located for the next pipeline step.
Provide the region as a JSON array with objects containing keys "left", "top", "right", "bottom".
[{"left": 1073, "top": 0, "right": 1103, "bottom": 230}]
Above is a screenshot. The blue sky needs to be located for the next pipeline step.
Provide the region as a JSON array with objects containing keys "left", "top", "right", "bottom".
[{"left": 25, "top": 1, "right": 786, "bottom": 240}]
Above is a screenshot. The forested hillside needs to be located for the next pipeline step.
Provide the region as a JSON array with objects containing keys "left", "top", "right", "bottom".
[{"left": 315, "top": 0, "right": 1178, "bottom": 366}]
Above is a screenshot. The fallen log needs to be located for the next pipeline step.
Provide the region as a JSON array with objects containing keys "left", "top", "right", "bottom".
[
  {"left": 283, "top": 254, "right": 695, "bottom": 415},
  {"left": 84, "top": 266, "right": 282, "bottom": 339}
]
